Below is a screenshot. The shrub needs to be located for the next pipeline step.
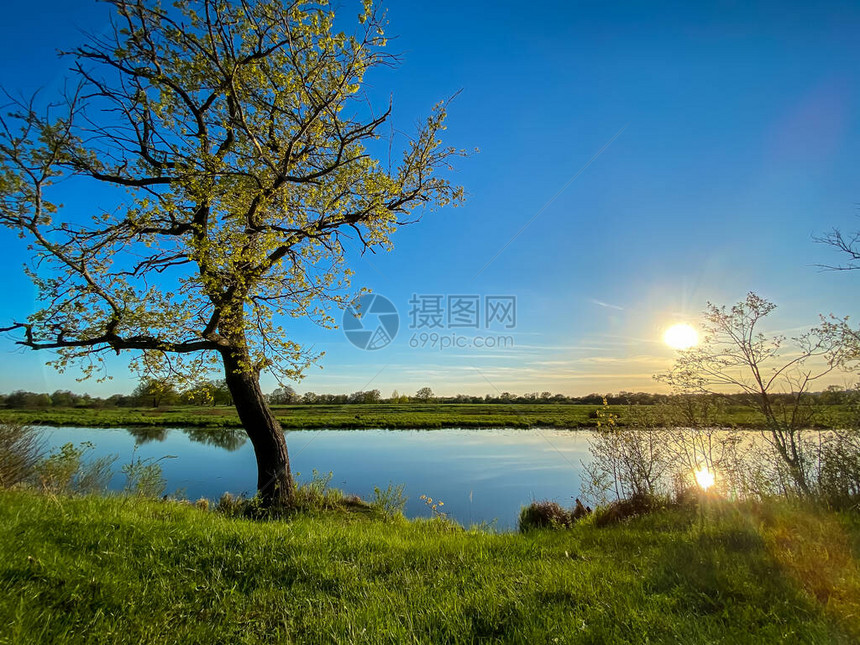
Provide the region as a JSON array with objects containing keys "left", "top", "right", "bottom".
[
  {"left": 290, "top": 470, "right": 378, "bottom": 515},
  {"left": 75, "top": 453, "right": 117, "bottom": 495},
  {"left": 519, "top": 501, "right": 573, "bottom": 532},
  {"left": 215, "top": 492, "right": 245, "bottom": 517},
  {"left": 372, "top": 482, "right": 407, "bottom": 519},
  {"left": 816, "top": 430, "right": 860, "bottom": 510},
  {"left": 34, "top": 441, "right": 117, "bottom": 495},
  {"left": 0, "top": 422, "right": 43, "bottom": 488},
  {"left": 122, "top": 449, "right": 172, "bottom": 498},
  {"left": 673, "top": 485, "right": 702, "bottom": 510},
  {"left": 581, "top": 401, "right": 673, "bottom": 506},
  {"left": 293, "top": 469, "right": 345, "bottom": 511},
  {"left": 35, "top": 443, "right": 86, "bottom": 493},
  {"left": 594, "top": 492, "right": 664, "bottom": 528},
  {"left": 572, "top": 497, "right": 592, "bottom": 519}
]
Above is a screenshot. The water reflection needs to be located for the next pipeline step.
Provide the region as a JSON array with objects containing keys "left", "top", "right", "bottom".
[
  {"left": 183, "top": 427, "right": 247, "bottom": 451},
  {"left": 124, "top": 426, "right": 247, "bottom": 452},
  {"left": 126, "top": 426, "right": 168, "bottom": 444}
]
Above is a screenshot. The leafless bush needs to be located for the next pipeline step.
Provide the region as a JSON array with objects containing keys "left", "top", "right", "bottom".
[{"left": 581, "top": 402, "right": 673, "bottom": 505}]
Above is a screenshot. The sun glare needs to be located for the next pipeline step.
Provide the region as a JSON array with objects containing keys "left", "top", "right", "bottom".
[
  {"left": 663, "top": 323, "right": 699, "bottom": 350},
  {"left": 694, "top": 467, "right": 715, "bottom": 491}
]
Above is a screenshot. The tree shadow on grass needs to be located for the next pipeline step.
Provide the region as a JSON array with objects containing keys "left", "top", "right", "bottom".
[{"left": 644, "top": 505, "right": 859, "bottom": 642}]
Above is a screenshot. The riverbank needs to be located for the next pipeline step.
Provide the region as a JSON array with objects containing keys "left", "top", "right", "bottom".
[
  {"left": 0, "top": 402, "right": 855, "bottom": 430},
  {"left": 1, "top": 490, "right": 858, "bottom": 643}
]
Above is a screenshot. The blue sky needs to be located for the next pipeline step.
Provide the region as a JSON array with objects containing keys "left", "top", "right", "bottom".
[{"left": 0, "top": 0, "right": 858, "bottom": 397}]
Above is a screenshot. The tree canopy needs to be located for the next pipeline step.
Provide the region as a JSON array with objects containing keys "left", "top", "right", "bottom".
[
  {"left": 0, "top": 0, "right": 464, "bottom": 382},
  {"left": 0, "top": 0, "right": 466, "bottom": 505}
]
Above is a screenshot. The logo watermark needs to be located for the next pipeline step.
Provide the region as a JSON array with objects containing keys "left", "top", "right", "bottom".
[
  {"left": 409, "top": 332, "right": 515, "bottom": 351},
  {"left": 342, "top": 293, "right": 399, "bottom": 350},
  {"left": 408, "top": 295, "right": 516, "bottom": 329},
  {"left": 343, "top": 293, "right": 517, "bottom": 351}
]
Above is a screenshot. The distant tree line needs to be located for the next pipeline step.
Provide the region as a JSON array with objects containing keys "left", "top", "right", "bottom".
[
  {"left": 0, "top": 379, "right": 233, "bottom": 409},
  {"left": 268, "top": 387, "right": 858, "bottom": 407},
  {"left": 2, "top": 382, "right": 856, "bottom": 409}
]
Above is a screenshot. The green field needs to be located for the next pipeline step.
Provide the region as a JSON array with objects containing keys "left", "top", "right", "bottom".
[
  {"left": 0, "top": 402, "right": 855, "bottom": 431},
  {"left": 1, "top": 490, "right": 858, "bottom": 643}
]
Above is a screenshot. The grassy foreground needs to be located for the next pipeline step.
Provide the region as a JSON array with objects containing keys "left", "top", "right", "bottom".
[
  {"left": 1, "top": 491, "right": 859, "bottom": 643},
  {"left": 0, "top": 402, "right": 855, "bottom": 430}
]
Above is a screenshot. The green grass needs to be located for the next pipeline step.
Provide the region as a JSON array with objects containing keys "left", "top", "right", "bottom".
[
  {"left": 0, "top": 402, "right": 855, "bottom": 431},
  {"left": 0, "top": 403, "right": 602, "bottom": 430},
  {"left": 1, "top": 490, "right": 858, "bottom": 643}
]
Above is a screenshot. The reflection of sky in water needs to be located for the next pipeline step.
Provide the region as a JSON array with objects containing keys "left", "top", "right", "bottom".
[{"left": 40, "top": 427, "right": 594, "bottom": 530}]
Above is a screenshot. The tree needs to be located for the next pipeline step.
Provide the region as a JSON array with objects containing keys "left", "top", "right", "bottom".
[
  {"left": 816, "top": 228, "right": 860, "bottom": 272},
  {"left": 657, "top": 293, "right": 845, "bottom": 496},
  {"left": 50, "top": 390, "right": 78, "bottom": 408},
  {"left": 414, "top": 387, "right": 434, "bottom": 402},
  {"left": 389, "top": 389, "right": 408, "bottom": 403},
  {"left": 5, "top": 391, "right": 52, "bottom": 409},
  {"left": 181, "top": 379, "right": 231, "bottom": 406},
  {"left": 268, "top": 386, "right": 298, "bottom": 405},
  {"left": 132, "top": 378, "right": 179, "bottom": 408},
  {"left": 348, "top": 389, "right": 380, "bottom": 403},
  {"left": 0, "top": 0, "right": 464, "bottom": 507}
]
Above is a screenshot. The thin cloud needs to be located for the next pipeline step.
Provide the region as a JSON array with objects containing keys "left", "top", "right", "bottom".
[{"left": 589, "top": 298, "right": 625, "bottom": 311}]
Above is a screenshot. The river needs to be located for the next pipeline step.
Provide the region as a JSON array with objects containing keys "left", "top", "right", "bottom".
[{"left": 39, "top": 426, "right": 595, "bottom": 530}]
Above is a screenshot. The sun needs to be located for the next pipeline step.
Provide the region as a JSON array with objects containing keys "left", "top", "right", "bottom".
[
  {"left": 663, "top": 323, "right": 699, "bottom": 350},
  {"left": 694, "top": 466, "right": 715, "bottom": 491}
]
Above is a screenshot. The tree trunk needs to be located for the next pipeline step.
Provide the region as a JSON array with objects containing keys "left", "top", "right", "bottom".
[
  {"left": 222, "top": 349, "right": 294, "bottom": 508},
  {"left": 759, "top": 392, "right": 812, "bottom": 497}
]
